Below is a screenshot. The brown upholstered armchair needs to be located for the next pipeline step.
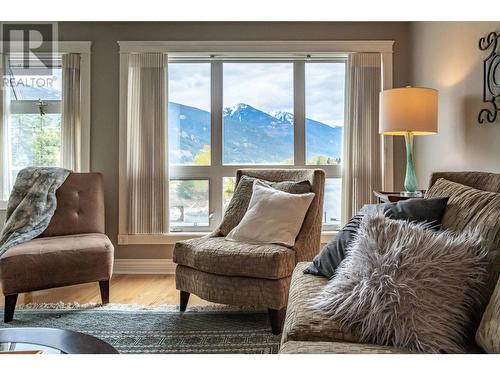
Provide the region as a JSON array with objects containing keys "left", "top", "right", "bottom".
[
  {"left": 173, "top": 169, "right": 325, "bottom": 334},
  {"left": 1, "top": 173, "right": 114, "bottom": 322}
]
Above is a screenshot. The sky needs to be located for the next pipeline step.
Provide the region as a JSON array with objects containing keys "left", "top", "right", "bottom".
[{"left": 168, "top": 61, "right": 345, "bottom": 127}]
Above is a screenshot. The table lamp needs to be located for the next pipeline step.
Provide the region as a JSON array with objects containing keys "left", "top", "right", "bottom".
[{"left": 379, "top": 87, "right": 438, "bottom": 196}]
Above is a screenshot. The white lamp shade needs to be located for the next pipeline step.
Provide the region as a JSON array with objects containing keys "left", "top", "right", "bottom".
[{"left": 379, "top": 87, "right": 438, "bottom": 135}]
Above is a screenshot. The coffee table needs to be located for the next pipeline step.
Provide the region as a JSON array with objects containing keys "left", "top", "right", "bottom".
[{"left": 0, "top": 328, "right": 118, "bottom": 354}]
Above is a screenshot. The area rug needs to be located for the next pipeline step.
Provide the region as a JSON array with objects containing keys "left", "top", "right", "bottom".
[{"left": 0, "top": 304, "right": 281, "bottom": 354}]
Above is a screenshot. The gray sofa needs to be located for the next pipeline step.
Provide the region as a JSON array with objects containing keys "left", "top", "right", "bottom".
[{"left": 280, "top": 171, "right": 500, "bottom": 353}]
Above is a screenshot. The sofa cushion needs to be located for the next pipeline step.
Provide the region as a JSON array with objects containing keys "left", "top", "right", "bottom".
[
  {"left": 279, "top": 340, "right": 407, "bottom": 354},
  {"left": 173, "top": 237, "right": 296, "bottom": 279},
  {"left": 0, "top": 233, "right": 114, "bottom": 295},
  {"left": 281, "top": 262, "right": 358, "bottom": 345},
  {"left": 476, "top": 276, "right": 500, "bottom": 353},
  {"left": 425, "top": 178, "right": 500, "bottom": 302}
]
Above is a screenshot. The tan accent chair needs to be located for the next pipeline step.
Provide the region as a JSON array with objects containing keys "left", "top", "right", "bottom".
[
  {"left": 1, "top": 173, "right": 114, "bottom": 322},
  {"left": 173, "top": 169, "right": 325, "bottom": 334}
]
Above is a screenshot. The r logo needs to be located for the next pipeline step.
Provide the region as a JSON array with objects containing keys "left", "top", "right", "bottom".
[{"left": 1, "top": 22, "right": 58, "bottom": 75}]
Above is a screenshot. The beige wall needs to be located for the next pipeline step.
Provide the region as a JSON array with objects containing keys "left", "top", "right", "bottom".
[
  {"left": 0, "top": 22, "right": 411, "bottom": 259},
  {"left": 410, "top": 22, "right": 500, "bottom": 189}
]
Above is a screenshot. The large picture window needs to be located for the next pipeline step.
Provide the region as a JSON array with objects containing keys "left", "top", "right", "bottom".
[{"left": 168, "top": 58, "right": 346, "bottom": 232}]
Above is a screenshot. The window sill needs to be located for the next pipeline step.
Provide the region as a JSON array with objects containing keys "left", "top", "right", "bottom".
[
  {"left": 0, "top": 200, "right": 7, "bottom": 210},
  {"left": 118, "top": 231, "right": 337, "bottom": 245}
]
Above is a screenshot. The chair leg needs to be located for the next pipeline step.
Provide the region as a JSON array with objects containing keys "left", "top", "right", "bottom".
[
  {"left": 268, "top": 308, "right": 286, "bottom": 335},
  {"left": 180, "top": 291, "right": 190, "bottom": 312},
  {"left": 99, "top": 280, "right": 110, "bottom": 305},
  {"left": 4, "top": 294, "right": 18, "bottom": 323}
]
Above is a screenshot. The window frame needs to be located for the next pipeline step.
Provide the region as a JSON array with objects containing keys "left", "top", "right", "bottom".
[
  {"left": 117, "top": 40, "right": 394, "bottom": 245},
  {"left": 0, "top": 41, "right": 92, "bottom": 207}
]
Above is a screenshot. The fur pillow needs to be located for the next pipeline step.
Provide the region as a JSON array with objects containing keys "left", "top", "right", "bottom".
[{"left": 312, "top": 213, "right": 488, "bottom": 353}]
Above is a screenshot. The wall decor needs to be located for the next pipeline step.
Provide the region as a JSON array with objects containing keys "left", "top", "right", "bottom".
[{"left": 478, "top": 31, "right": 500, "bottom": 124}]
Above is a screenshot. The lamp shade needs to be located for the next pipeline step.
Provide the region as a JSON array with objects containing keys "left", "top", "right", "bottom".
[{"left": 379, "top": 87, "right": 438, "bottom": 135}]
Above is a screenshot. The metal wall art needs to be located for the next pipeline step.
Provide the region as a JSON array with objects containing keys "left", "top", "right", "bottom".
[{"left": 478, "top": 32, "right": 500, "bottom": 124}]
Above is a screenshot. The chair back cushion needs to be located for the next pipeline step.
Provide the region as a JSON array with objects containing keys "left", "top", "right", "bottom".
[{"left": 40, "top": 173, "right": 105, "bottom": 237}]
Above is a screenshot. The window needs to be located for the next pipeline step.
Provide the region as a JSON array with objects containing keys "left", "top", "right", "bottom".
[
  {"left": 7, "top": 60, "right": 63, "bottom": 189},
  {"left": 168, "top": 59, "right": 346, "bottom": 232},
  {"left": 168, "top": 63, "right": 211, "bottom": 166},
  {"left": 0, "top": 42, "right": 92, "bottom": 204},
  {"left": 223, "top": 63, "right": 294, "bottom": 165}
]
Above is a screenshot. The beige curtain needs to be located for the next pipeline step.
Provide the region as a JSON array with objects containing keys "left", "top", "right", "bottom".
[
  {"left": 126, "top": 53, "right": 168, "bottom": 234},
  {"left": 0, "top": 53, "right": 10, "bottom": 201},
  {"left": 341, "top": 53, "right": 383, "bottom": 223},
  {"left": 61, "top": 53, "right": 81, "bottom": 171}
]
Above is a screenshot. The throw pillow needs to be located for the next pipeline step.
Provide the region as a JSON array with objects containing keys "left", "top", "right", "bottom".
[
  {"left": 303, "top": 197, "right": 449, "bottom": 279},
  {"left": 476, "top": 276, "right": 500, "bottom": 353},
  {"left": 218, "top": 175, "right": 312, "bottom": 236},
  {"left": 311, "top": 213, "right": 488, "bottom": 353},
  {"left": 226, "top": 180, "right": 315, "bottom": 247}
]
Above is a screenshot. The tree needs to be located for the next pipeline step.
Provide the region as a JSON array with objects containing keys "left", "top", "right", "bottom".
[{"left": 194, "top": 145, "right": 210, "bottom": 166}]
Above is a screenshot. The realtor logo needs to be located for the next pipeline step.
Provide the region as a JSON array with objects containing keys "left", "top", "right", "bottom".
[{"left": 1, "top": 22, "right": 58, "bottom": 75}]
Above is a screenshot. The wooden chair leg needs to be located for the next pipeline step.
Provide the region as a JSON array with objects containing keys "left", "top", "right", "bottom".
[
  {"left": 268, "top": 308, "right": 286, "bottom": 335},
  {"left": 99, "top": 280, "right": 110, "bottom": 305},
  {"left": 180, "top": 291, "right": 190, "bottom": 312},
  {"left": 4, "top": 294, "right": 18, "bottom": 323}
]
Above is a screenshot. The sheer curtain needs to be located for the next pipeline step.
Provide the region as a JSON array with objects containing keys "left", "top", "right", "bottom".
[
  {"left": 61, "top": 53, "right": 82, "bottom": 171},
  {"left": 0, "top": 53, "right": 11, "bottom": 201},
  {"left": 126, "top": 53, "right": 168, "bottom": 234},
  {"left": 341, "top": 53, "right": 383, "bottom": 223}
]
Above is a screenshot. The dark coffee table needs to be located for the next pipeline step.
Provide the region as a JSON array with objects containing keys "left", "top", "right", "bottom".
[{"left": 0, "top": 328, "right": 118, "bottom": 354}]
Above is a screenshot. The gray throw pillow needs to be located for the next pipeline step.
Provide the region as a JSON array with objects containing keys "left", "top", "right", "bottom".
[
  {"left": 303, "top": 197, "right": 449, "bottom": 279},
  {"left": 217, "top": 176, "right": 312, "bottom": 236},
  {"left": 311, "top": 213, "right": 488, "bottom": 353}
]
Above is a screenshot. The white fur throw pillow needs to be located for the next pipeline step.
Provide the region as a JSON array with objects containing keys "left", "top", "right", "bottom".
[
  {"left": 226, "top": 180, "right": 315, "bottom": 247},
  {"left": 312, "top": 213, "right": 488, "bottom": 353}
]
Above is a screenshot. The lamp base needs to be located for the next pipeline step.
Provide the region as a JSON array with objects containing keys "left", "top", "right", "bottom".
[{"left": 400, "top": 190, "right": 423, "bottom": 198}]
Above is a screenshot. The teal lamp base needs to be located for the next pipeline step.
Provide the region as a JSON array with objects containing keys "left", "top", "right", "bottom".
[{"left": 401, "top": 132, "right": 422, "bottom": 197}]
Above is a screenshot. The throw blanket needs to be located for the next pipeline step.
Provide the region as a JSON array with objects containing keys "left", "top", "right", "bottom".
[{"left": 0, "top": 167, "right": 71, "bottom": 257}]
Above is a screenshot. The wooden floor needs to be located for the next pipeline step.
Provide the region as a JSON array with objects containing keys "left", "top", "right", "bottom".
[{"left": 0, "top": 275, "right": 213, "bottom": 307}]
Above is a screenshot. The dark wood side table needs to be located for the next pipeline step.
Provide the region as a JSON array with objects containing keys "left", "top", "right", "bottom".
[
  {"left": 373, "top": 190, "right": 426, "bottom": 204},
  {"left": 0, "top": 328, "right": 118, "bottom": 354}
]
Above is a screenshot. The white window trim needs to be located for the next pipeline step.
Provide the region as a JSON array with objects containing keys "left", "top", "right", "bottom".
[
  {"left": 118, "top": 40, "right": 394, "bottom": 245},
  {"left": 0, "top": 41, "right": 91, "bottom": 210}
]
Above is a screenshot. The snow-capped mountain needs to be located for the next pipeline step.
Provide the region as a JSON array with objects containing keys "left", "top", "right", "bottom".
[{"left": 169, "top": 102, "right": 343, "bottom": 165}]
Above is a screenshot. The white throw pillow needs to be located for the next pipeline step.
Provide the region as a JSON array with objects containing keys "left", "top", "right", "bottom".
[{"left": 226, "top": 180, "right": 315, "bottom": 247}]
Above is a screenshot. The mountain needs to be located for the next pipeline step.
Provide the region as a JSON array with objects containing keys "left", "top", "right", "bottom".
[{"left": 169, "top": 102, "right": 343, "bottom": 165}]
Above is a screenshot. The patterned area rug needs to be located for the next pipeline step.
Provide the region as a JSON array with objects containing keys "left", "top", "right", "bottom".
[{"left": 0, "top": 304, "right": 281, "bottom": 354}]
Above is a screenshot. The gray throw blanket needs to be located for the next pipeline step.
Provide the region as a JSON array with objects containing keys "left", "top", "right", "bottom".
[{"left": 0, "top": 167, "right": 71, "bottom": 257}]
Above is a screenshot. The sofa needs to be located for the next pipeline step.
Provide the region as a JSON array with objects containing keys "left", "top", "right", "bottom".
[{"left": 279, "top": 171, "right": 500, "bottom": 353}]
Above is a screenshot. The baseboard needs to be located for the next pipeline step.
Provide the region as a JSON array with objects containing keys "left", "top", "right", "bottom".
[{"left": 113, "top": 259, "right": 177, "bottom": 275}]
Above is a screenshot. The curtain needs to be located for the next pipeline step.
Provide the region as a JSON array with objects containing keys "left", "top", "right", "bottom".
[
  {"left": 126, "top": 53, "right": 168, "bottom": 234},
  {"left": 61, "top": 53, "right": 81, "bottom": 171},
  {"left": 0, "top": 53, "right": 11, "bottom": 201},
  {"left": 341, "top": 53, "right": 383, "bottom": 224}
]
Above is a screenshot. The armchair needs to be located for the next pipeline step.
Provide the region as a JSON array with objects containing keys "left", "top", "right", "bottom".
[
  {"left": 173, "top": 169, "right": 325, "bottom": 334},
  {"left": 1, "top": 173, "right": 114, "bottom": 322}
]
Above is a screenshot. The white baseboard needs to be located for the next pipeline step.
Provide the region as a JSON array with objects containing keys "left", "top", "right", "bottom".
[{"left": 113, "top": 259, "right": 177, "bottom": 275}]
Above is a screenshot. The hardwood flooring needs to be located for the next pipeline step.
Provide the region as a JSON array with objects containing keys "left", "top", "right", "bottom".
[{"left": 0, "top": 275, "right": 212, "bottom": 307}]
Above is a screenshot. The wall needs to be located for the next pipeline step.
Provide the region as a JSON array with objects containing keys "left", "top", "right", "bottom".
[
  {"left": 410, "top": 22, "right": 500, "bottom": 188},
  {"left": 2, "top": 22, "right": 411, "bottom": 259}
]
